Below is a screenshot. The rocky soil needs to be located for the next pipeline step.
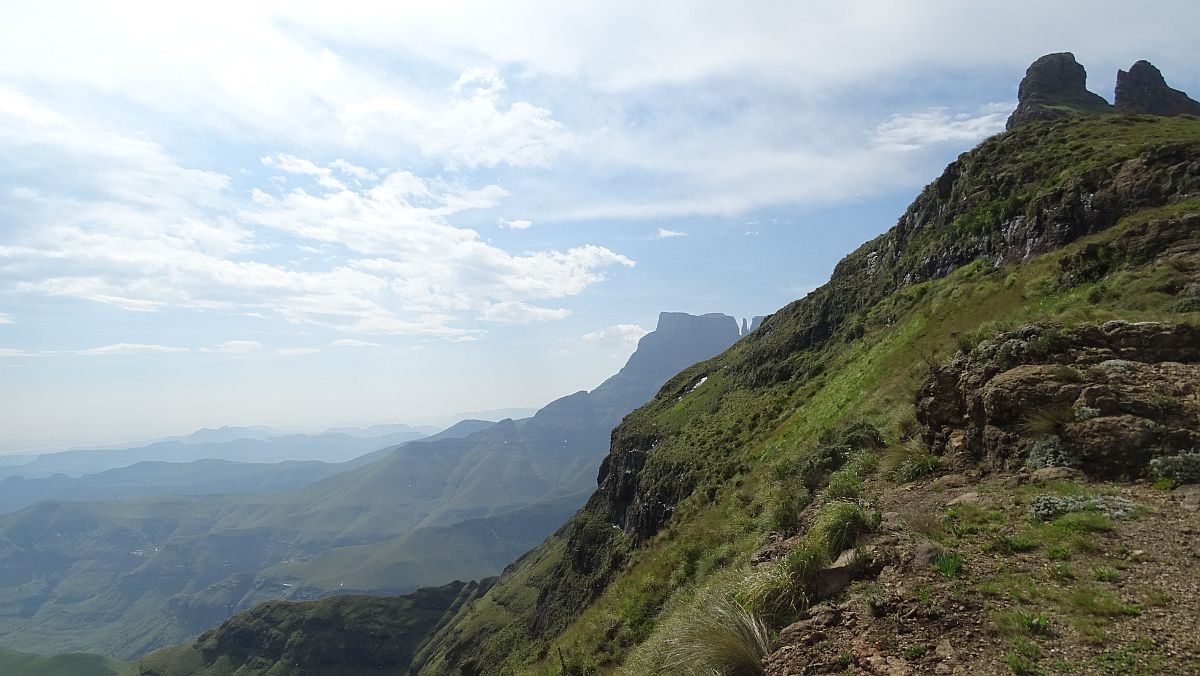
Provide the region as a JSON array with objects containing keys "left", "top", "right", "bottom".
[{"left": 763, "top": 472, "right": 1200, "bottom": 675}]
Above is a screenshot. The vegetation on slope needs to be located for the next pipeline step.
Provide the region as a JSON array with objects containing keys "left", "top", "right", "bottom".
[
  {"left": 135, "top": 113, "right": 1200, "bottom": 675},
  {"left": 0, "top": 645, "right": 129, "bottom": 676},
  {"left": 411, "top": 113, "right": 1200, "bottom": 675}
]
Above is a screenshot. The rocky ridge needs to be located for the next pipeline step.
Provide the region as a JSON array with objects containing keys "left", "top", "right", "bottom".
[
  {"left": 1116, "top": 60, "right": 1200, "bottom": 116},
  {"left": 1007, "top": 53, "right": 1200, "bottom": 130}
]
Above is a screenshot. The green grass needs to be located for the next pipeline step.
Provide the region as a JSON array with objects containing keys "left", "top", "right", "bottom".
[
  {"left": 996, "top": 609, "right": 1052, "bottom": 637},
  {"left": 0, "top": 646, "right": 128, "bottom": 676},
  {"left": 934, "top": 553, "right": 964, "bottom": 578},
  {"left": 164, "top": 113, "right": 1200, "bottom": 676}
]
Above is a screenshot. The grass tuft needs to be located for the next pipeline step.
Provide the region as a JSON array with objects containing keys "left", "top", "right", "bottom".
[{"left": 657, "top": 591, "right": 772, "bottom": 676}]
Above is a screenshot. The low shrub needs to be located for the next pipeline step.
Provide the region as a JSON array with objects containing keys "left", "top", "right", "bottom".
[
  {"left": 1148, "top": 452, "right": 1200, "bottom": 485},
  {"left": 1030, "top": 495, "right": 1136, "bottom": 520},
  {"left": 1025, "top": 436, "right": 1080, "bottom": 470}
]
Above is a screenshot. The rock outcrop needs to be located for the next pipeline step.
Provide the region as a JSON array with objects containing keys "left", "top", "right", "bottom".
[
  {"left": 918, "top": 321, "right": 1200, "bottom": 479},
  {"left": 1006, "top": 52, "right": 1112, "bottom": 130},
  {"left": 1115, "top": 60, "right": 1200, "bottom": 116}
]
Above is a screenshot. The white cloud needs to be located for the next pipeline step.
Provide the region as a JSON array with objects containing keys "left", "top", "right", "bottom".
[
  {"left": 330, "top": 338, "right": 382, "bottom": 348},
  {"left": 275, "top": 347, "right": 321, "bottom": 356},
  {"left": 77, "top": 343, "right": 189, "bottom": 356},
  {"left": 871, "top": 103, "right": 1010, "bottom": 151},
  {"left": 656, "top": 228, "right": 687, "bottom": 238},
  {"left": 499, "top": 218, "right": 533, "bottom": 230},
  {"left": 476, "top": 301, "right": 570, "bottom": 324},
  {"left": 0, "top": 313, "right": 11, "bottom": 325},
  {"left": 580, "top": 323, "right": 649, "bottom": 352},
  {"left": 201, "top": 340, "right": 262, "bottom": 354},
  {"left": 0, "top": 343, "right": 189, "bottom": 357},
  {"left": 0, "top": 93, "right": 631, "bottom": 338}
]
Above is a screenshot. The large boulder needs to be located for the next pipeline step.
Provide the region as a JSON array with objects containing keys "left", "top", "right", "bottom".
[
  {"left": 1114, "top": 60, "right": 1200, "bottom": 116},
  {"left": 1006, "top": 52, "right": 1112, "bottom": 130},
  {"left": 917, "top": 321, "right": 1200, "bottom": 479}
]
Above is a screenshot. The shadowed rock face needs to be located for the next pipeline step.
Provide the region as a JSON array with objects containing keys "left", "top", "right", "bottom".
[
  {"left": 1006, "top": 52, "right": 1112, "bottom": 130},
  {"left": 1115, "top": 60, "right": 1200, "bottom": 116}
]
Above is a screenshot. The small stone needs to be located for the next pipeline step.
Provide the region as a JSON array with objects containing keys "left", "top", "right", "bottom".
[
  {"left": 935, "top": 638, "right": 955, "bottom": 660},
  {"left": 931, "top": 474, "right": 970, "bottom": 490},
  {"left": 1031, "top": 466, "right": 1084, "bottom": 482},
  {"left": 946, "top": 491, "right": 981, "bottom": 507},
  {"left": 909, "top": 542, "right": 944, "bottom": 569}
]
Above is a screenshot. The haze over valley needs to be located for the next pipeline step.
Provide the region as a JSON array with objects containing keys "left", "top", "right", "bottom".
[{"left": 1, "top": 2, "right": 1199, "bottom": 675}]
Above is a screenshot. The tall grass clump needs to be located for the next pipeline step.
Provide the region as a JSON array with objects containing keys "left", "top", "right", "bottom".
[
  {"left": 624, "top": 589, "right": 771, "bottom": 676},
  {"left": 739, "top": 500, "right": 877, "bottom": 621},
  {"left": 882, "top": 438, "right": 940, "bottom": 482}
]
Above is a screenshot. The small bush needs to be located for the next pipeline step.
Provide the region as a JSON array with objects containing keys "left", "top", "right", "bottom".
[
  {"left": 1052, "top": 562, "right": 1076, "bottom": 579},
  {"left": 1018, "top": 403, "right": 1075, "bottom": 438},
  {"left": 997, "top": 609, "right": 1051, "bottom": 636},
  {"left": 934, "top": 553, "right": 964, "bottom": 578},
  {"left": 1032, "top": 494, "right": 1132, "bottom": 521},
  {"left": 902, "top": 644, "right": 929, "bottom": 660},
  {"left": 883, "top": 439, "right": 940, "bottom": 482},
  {"left": 1148, "top": 452, "right": 1200, "bottom": 485},
  {"left": 1025, "top": 436, "right": 1080, "bottom": 469},
  {"left": 1048, "top": 365, "right": 1083, "bottom": 382},
  {"left": 1092, "top": 566, "right": 1119, "bottom": 582},
  {"left": 810, "top": 501, "right": 876, "bottom": 554},
  {"left": 767, "top": 487, "right": 810, "bottom": 535},
  {"left": 658, "top": 591, "right": 772, "bottom": 676}
]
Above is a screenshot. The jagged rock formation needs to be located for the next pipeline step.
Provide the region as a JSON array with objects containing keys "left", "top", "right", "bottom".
[
  {"left": 918, "top": 321, "right": 1200, "bottom": 478},
  {"left": 1116, "top": 60, "right": 1200, "bottom": 116},
  {"left": 1006, "top": 52, "right": 1112, "bottom": 130}
]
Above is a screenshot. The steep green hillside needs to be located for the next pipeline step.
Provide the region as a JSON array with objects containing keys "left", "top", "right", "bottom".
[
  {"left": 0, "top": 646, "right": 129, "bottom": 676},
  {"left": 411, "top": 113, "right": 1200, "bottom": 674},
  {"left": 136, "top": 110, "right": 1200, "bottom": 675}
]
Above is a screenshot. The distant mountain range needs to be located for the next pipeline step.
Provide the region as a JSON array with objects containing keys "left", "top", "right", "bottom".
[
  {"left": 0, "top": 420, "right": 497, "bottom": 514},
  {"left": 0, "top": 312, "right": 741, "bottom": 659},
  {"left": 0, "top": 424, "right": 438, "bottom": 480}
]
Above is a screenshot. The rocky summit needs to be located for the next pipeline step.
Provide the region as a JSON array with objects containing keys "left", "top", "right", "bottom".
[
  {"left": 1115, "top": 59, "right": 1200, "bottom": 116},
  {"left": 1008, "top": 53, "right": 1200, "bottom": 131},
  {"left": 1005, "top": 52, "right": 1112, "bottom": 130}
]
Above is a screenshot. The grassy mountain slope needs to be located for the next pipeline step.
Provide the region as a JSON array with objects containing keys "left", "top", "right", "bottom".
[
  {"left": 133, "top": 112, "right": 1200, "bottom": 675},
  {"left": 408, "top": 113, "right": 1200, "bottom": 675},
  {"left": 0, "top": 316, "right": 737, "bottom": 660},
  {"left": 0, "top": 646, "right": 129, "bottom": 676}
]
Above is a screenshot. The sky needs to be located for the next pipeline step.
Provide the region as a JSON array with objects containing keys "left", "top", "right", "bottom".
[{"left": 2, "top": 1, "right": 1198, "bottom": 452}]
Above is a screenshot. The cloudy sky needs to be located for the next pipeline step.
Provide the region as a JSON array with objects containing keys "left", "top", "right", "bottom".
[{"left": 2, "top": 1, "right": 1197, "bottom": 451}]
